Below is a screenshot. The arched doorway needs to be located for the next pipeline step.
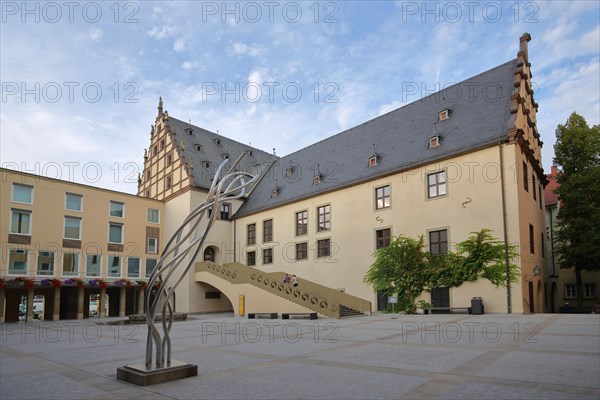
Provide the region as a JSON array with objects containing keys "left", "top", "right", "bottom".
[
  {"left": 528, "top": 281, "right": 534, "bottom": 313},
  {"left": 203, "top": 247, "right": 215, "bottom": 262},
  {"left": 536, "top": 281, "right": 543, "bottom": 313},
  {"left": 550, "top": 282, "right": 558, "bottom": 313}
]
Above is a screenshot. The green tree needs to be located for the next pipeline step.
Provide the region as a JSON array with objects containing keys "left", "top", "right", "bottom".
[
  {"left": 364, "top": 236, "right": 429, "bottom": 314},
  {"left": 364, "top": 229, "right": 519, "bottom": 313},
  {"left": 553, "top": 112, "right": 600, "bottom": 311}
]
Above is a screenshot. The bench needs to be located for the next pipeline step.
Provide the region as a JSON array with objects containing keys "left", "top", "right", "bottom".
[
  {"left": 424, "top": 307, "right": 471, "bottom": 315},
  {"left": 282, "top": 312, "right": 318, "bottom": 320},
  {"left": 248, "top": 313, "right": 278, "bottom": 319}
]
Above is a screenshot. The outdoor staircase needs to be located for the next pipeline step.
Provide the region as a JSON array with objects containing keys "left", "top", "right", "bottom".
[{"left": 195, "top": 261, "right": 371, "bottom": 318}]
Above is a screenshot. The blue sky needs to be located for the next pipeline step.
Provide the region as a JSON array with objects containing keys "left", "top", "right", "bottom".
[{"left": 1, "top": 1, "right": 598, "bottom": 193}]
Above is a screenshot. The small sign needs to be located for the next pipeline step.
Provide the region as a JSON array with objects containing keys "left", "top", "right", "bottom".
[{"left": 388, "top": 296, "right": 398, "bottom": 304}]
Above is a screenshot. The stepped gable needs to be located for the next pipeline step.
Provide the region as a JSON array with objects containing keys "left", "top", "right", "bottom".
[{"left": 235, "top": 59, "right": 517, "bottom": 217}]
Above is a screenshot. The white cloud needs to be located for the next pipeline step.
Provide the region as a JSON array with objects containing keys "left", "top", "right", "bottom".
[
  {"left": 174, "top": 38, "right": 186, "bottom": 52},
  {"left": 231, "top": 42, "right": 268, "bottom": 58},
  {"left": 147, "top": 25, "right": 177, "bottom": 39}
]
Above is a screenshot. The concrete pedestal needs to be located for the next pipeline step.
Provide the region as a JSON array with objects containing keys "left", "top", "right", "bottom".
[{"left": 117, "top": 360, "right": 197, "bottom": 386}]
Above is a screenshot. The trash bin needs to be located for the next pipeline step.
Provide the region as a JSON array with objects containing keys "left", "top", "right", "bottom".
[{"left": 471, "top": 297, "right": 484, "bottom": 315}]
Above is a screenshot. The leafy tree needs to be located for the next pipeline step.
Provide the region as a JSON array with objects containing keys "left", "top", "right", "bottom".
[
  {"left": 365, "top": 229, "right": 519, "bottom": 313},
  {"left": 364, "top": 236, "right": 429, "bottom": 314},
  {"left": 553, "top": 112, "right": 600, "bottom": 310}
]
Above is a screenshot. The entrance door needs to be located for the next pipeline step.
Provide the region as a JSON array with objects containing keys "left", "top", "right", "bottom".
[
  {"left": 528, "top": 281, "right": 535, "bottom": 313},
  {"left": 431, "top": 287, "right": 450, "bottom": 308},
  {"left": 377, "top": 291, "right": 388, "bottom": 311}
]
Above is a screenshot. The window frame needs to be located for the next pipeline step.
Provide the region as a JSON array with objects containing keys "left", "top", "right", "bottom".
[
  {"left": 296, "top": 242, "right": 308, "bottom": 261},
  {"left": 529, "top": 224, "right": 535, "bottom": 255},
  {"left": 427, "top": 171, "right": 447, "bottom": 199},
  {"left": 109, "top": 200, "right": 124, "bottom": 218},
  {"left": 107, "top": 255, "right": 122, "bottom": 278},
  {"left": 85, "top": 254, "right": 102, "bottom": 278},
  {"left": 8, "top": 248, "right": 28, "bottom": 275},
  {"left": 317, "top": 238, "right": 331, "bottom": 258},
  {"left": 147, "top": 208, "right": 160, "bottom": 223},
  {"left": 263, "top": 219, "right": 273, "bottom": 243},
  {"left": 523, "top": 162, "right": 529, "bottom": 192},
  {"left": 109, "top": 223, "right": 124, "bottom": 244},
  {"left": 375, "top": 185, "right": 391, "bottom": 210},
  {"left": 36, "top": 251, "right": 55, "bottom": 276},
  {"left": 247, "top": 251, "right": 256, "bottom": 266},
  {"left": 127, "top": 257, "right": 141, "bottom": 278},
  {"left": 12, "top": 183, "right": 33, "bottom": 204},
  {"left": 247, "top": 223, "right": 256, "bottom": 245},
  {"left": 220, "top": 203, "right": 231, "bottom": 220},
  {"left": 146, "top": 258, "right": 158, "bottom": 278},
  {"left": 263, "top": 248, "right": 273, "bottom": 264},
  {"left": 147, "top": 237, "right": 158, "bottom": 254},
  {"left": 62, "top": 251, "right": 80, "bottom": 277},
  {"left": 375, "top": 228, "right": 392, "bottom": 249},
  {"left": 428, "top": 229, "right": 449, "bottom": 255},
  {"left": 564, "top": 284, "right": 576, "bottom": 299},
  {"left": 10, "top": 209, "right": 32, "bottom": 235},
  {"left": 64, "top": 216, "right": 82, "bottom": 240},
  {"left": 317, "top": 204, "right": 331, "bottom": 232},
  {"left": 65, "top": 193, "right": 83, "bottom": 212},
  {"left": 295, "top": 210, "right": 308, "bottom": 236}
]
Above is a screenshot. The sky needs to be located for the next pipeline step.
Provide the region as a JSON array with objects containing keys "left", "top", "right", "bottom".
[{"left": 1, "top": 0, "right": 599, "bottom": 193}]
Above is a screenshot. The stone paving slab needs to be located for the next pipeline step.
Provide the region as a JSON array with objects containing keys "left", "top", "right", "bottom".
[{"left": 1, "top": 313, "right": 599, "bottom": 399}]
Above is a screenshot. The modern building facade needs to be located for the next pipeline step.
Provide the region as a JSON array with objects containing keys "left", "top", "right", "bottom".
[{"left": 1, "top": 34, "right": 552, "bottom": 322}]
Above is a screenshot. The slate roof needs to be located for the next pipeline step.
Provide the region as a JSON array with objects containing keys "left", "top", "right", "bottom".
[
  {"left": 167, "top": 117, "right": 275, "bottom": 190},
  {"left": 234, "top": 59, "right": 518, "bottom": 218}
]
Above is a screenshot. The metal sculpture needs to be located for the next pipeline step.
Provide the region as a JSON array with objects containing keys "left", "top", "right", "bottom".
[{"left": 144, "top": 151, "right": 259, "bottom": 368}]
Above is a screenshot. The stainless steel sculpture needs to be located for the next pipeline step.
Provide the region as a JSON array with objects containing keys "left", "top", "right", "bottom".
[{"left": 144, "top": 152, "right": 259, "bottom": 368}]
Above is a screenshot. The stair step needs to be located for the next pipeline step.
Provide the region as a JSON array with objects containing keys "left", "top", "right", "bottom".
[{"left": 340, "top": 305, "right": 363, "bottom": 318}]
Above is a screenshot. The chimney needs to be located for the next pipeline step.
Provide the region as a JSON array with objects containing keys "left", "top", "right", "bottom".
[
  {"left": 518, "top": 32, "right": 531, "bottom": 64},
  {"left": 551, "top": 165, "right": 558, "bottom": 177}
]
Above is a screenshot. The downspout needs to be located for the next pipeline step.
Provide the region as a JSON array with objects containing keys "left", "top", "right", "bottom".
[
  {"left": 548, "top": 205, "right": 556, "bottom": 277},
  {"left": 233, "top": 219, "right": 237, "bottom": 263},
  {"left": 499, "top": 143, "right": 512, "bottom": 313}
]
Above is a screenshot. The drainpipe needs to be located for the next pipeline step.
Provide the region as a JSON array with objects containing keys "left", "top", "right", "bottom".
[
  {"left": 499, "top": 143, "right": 512, "bottom": 313},
  {"left": 233, "top": 219, "right": 237, "bottom": 263}
]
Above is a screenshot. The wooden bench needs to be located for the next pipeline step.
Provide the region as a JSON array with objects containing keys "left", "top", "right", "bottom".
[
  {"left": 425, "top": 307, "right": 471, "bottom": 315},
  {"left": 282, "top": 312, "right": 318, "bottom": 320},
  {"left": 248, "top": 313, "right": 278, "bottom": 319}
]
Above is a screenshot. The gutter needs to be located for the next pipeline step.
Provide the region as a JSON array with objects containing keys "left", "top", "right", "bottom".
[{"left": 499, "top": 143, "right": 512, "bottom": 313}]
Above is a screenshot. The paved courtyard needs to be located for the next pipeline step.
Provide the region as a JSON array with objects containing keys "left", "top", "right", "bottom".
[{"left": 1, "top": 313, "right": 599, "bottom": 399}]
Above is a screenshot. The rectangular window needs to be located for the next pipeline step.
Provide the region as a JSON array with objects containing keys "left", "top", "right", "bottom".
[
  {"left": 317, "top": 239, "right": 331, "bottom": 258},
  {"left": 541, "top": 233, "right": 545, "bottom": 257},
  {"left": 64, "top": 217, "right": 81, "bottom": 239},
  {"left": 529, "top": 224, "right": 535, "bottom": 254},
  {"left": 10, "top": 210, "right": 31, "bottom": 235},
  {"left": 376, "top": 228, "right": 391, "bottom": 249},
  {"left": 429, "top": 229, "right": 448, "bottom": 255},
  {"left": 427, "top": 171, "right": 447, "bottom": 198},
  {"left": 110, "top": 201, "right": 124, "bottom": 217},
  {"left": 523, "top": 162, "right": 529, "bottom": 192},
  {"left": 296, "top": 211, "right": 308, "bottom": 236},
  {"left": 86, "top": 254, "right": 101, "bottom": 277},
  {"left": 263, "top": 248, "right": 273, "bottom": 264},
  {"left": 12, "top": 184, "right": 33, "bottom": 204},
  {"left": 109, "top": 223, "right": 123, "bottom": 244},
  {"left": 539, "top": 186, "right": 543, "bottom": 209},
  {"left": 296, "top": 242, "right": 308, "bottom": 260},
  {"left": 205, "top": 291, "right": 221, "bottom": 299},
  {"left": 165, "top": 175, "right": 172, "bottom": 189},
  {"left": 127, "top": 257, "right": 140, "bottom": 278},
  {"left": 375, "top": 186, "right": 391, "bottom": 209},
  {"left": 565, "top": 284, "right": 576, "bottom": 299},
  {"left": 220, "top": 203, "right": 230, "bottom": 220},
  {"left": 147, "top": 208, "right": 160, "bottom": 223},
  {"left": 8, "top": 249, "right": 28, "bottom": 275},
  {"left": 108, "top": 256, "right": 121, "bottom": 278},
  {"left": 37, "top": 251, "right": 55, "bottom": 276},
  {"left": 584, "top": 284, "right": 596, "bottom": 299},
  {"left": 65, "top": 193, "right": 82, "bottom": 211},
  {"left": 532, "top": 175, "right": 537, "bottom": 201},
  {"left": 247, "top": 251, "right": 256, "bottom": 266},
  {"left": 147, "top": 237, "right": 158, "bottom": 254},
  {"left": 247, "top": 223, "right": 256, "bottom": 245},
  {"left": 317, "top": 205, "right": 331, "bottom": 232},
  {"left": 146, "top": 259, "right": 157, "bottom": 278},
  {"left": 263, "top": 219, "right": 273, "bottom": 242},
  {"left": 62, "top": 252, "right": 79, "bottom": 276}
]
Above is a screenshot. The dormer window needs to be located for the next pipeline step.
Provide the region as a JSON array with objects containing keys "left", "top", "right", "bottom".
[
  {"left": 248, "top": 150, "right": 253, "bottom": 157},
  {"left": 271, "top": 188, "right": 279, "bottom": 198},
  {"left": 286, "top": 167, "right": 294, "bottom": 177},
  {"left": 185, "top": 128, "right": 193, "bottom": 135},
  {"left": 222, "top": 153, "right": 229, "bottom": 160},
  {"left": 204, "top": 161, "right": 210, "bottom": 169},
  {"left": 313, "top": 175, "right": 321, "bottom": 185},
  {"left": 194, "top": 144, "right": 202, "bottom": 151},
  {"left": 214, "top": 138, "right": 221, "bottom": 146},
  {"left": 368, "top": 156, "right": 378, "bottom": 167},
  {"left": 438, "top": 109, "right": 450, "bottom": 122},
  {"left": 429, "top": 136, "right": 441, "bottom": 148}
]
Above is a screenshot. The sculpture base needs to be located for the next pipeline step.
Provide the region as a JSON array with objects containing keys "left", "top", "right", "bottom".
[{"left": 117, "top": 360, "right": 197, "bottom": 386}]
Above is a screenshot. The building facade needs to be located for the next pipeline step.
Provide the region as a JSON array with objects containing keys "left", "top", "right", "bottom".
[{"left": 1, "top": 34, "right": 552, "bottom": 322}]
